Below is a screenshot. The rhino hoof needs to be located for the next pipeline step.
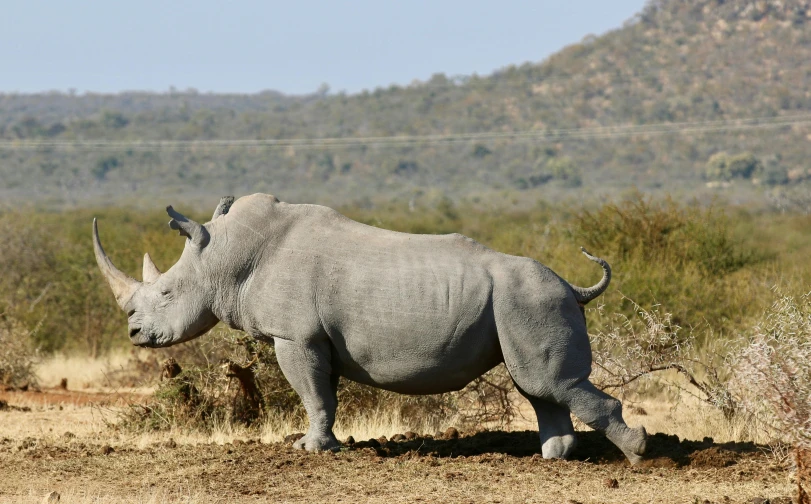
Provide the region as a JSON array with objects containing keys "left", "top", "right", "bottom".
[
  {"left": 292, "top": 433, "right": 341, "bottom": 452},
  {"left": 622, "top": 426, "right": 647, "bottom": 465},
  {"left": 541, "top": 434, "right": 577, "bottom": 460}
]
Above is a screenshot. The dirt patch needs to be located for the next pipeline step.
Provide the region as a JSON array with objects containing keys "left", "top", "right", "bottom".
[{"left": 0, "top": 431, "right": 794, "bottom": 504}]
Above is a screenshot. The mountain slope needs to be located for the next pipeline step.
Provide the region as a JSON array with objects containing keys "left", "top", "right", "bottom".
[{"left": 2, "top": 0, "right": 810, "bottom": 208}]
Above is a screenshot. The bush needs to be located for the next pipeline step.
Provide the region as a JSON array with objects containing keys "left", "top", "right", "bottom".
[
  {"left": 573, "top": 194, "right": 756, "bottom": 276},
  {"left": 571, "top": 193, "right": 764, "bottom": 338},
  {"left": 589, "top": 297, "right": 735, "bottom": 417},
  {"left": 705, "top": 152, "right": 762, "bottom": 181},
  {"left": 733, "top": 289, "right": 811, "bottom": 450},
  {"left": 547, "top": 156, "right": 582, "bottom": 187},
  {"left": 0, "top": 315, "right": 39, "bottom": 390}
]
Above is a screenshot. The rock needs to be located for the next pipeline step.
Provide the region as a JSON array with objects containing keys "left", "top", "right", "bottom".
[
  {"left": 41, "top": 491, "right": 60, "bottom": 503},
  {"left": 283, "top": 433, "right": 304, "bottom": 444},
  {"left": 377, "top": 436, "right": 388, "bottom": 444},
  {"left": 366, "top": 438, "right": 381, "bottom": 448},
  {"left": 390, "top": 434, "right": 406, "bottom": 442},
  {"left": 404, "top": 431, "right": 417, "bottom": 440},
  {"left": 344, "top": 436, "right": 355, "bottom": 445},
  {"left": 628, "top": 405, "right": 647, "bottom": 416},
  {"left": 59, "top": 378, "right": 68, "bottom": 390},
  {"left": 603, "top": 478, "right": 619, "bottom": 489},
  {"left": 443, "top": 427, "right": 460, "bottom": 439},
  {"left": 745, "top": 498, "right": 769, "bottom": 504},
  {"left": 100, "top": 445, "right": 114, "bottom": 455}
]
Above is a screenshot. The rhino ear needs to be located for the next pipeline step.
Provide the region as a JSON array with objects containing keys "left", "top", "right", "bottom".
[
  {"left": 167, "top": 205, "right": 210, "bottom": 248},
  {"left": 142, "top": 253, "right": 162, "bottom": 283},
  {"left": 212, "top": 196, "right": 235, "bottom": 220}
]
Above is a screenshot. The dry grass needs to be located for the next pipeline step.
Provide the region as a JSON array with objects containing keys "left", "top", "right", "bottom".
[{"left": 35, "top": 352, "right": 133, "bottom": 390}]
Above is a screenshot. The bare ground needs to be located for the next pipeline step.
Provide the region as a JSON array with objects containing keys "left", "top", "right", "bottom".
[{"left": 0, "top": 388, "right": 796, "bottom": 504}]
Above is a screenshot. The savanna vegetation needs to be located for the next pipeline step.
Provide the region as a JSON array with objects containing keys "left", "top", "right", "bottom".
[
  {"left": 2, "top": 193, "right": 805, "bottom": 357},
  {"left": 2, "top": 194, "right": 810, "bottom": 436}
]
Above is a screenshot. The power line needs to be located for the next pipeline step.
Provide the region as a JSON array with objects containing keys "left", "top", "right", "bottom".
[{"left": 2, "top": 113, "right": 810, "bottom": 151}]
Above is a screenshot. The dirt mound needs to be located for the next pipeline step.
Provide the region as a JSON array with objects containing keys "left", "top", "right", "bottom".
[{"left": 349, "top": 430, "right": 761, "bottom": 468}]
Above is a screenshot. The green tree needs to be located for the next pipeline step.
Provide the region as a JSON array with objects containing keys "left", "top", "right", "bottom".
[
  {"left": 547, "top": 156, "right": 582, "bottom": 187},
  {"left": 705, "top": 152, "right": 762, "bottom": 181}
]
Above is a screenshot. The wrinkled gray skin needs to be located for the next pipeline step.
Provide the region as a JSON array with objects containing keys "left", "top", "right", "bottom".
[{"left": 93, "top": 194, "right": 646, "bottom": 464}]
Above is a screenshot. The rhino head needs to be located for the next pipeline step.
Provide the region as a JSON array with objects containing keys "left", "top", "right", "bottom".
[{"left": 92, "top": 203, "right": 228, "bottom": 347}]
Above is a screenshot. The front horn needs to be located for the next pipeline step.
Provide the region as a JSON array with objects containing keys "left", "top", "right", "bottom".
[
  {"left": 142, "top": 253, "right": 162, "bottom": 283},
  {"left": 92, "top": 219, "right": 141, "bottom": 308}
]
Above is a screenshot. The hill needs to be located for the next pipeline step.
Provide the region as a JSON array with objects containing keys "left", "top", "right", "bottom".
[{"left": 2, "top": 0, "right": 811, "bottom": 210}]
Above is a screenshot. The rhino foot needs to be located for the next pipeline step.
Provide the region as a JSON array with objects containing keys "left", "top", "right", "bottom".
[
  {"left": 293, "top": 431, "right": 341, "bottom": 452},
  {"left": 541, "top": 433, "right": 578, "bottom": 460},
  {"left": 612, "top": 426, "right": 647, "bottom": 466}
]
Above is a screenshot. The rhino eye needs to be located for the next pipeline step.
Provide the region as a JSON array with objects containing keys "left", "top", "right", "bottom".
[{"left": 160, "top": 288, "right": 171, "bottom": 296}]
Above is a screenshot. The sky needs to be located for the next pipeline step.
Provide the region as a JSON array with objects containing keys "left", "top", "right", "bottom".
[{"left": 1, "top": 0, "right": 647, "bottom": 96}]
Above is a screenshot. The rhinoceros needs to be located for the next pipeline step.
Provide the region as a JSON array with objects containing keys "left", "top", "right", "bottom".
[{"left": 93, "top": 193, "right": 646, "bottom": 463}]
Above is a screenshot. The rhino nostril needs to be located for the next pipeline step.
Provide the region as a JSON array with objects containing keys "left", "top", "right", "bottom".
[
  {"left": 127, "top": 309, "right": 136, "bottom": 318},
  {"left": 129, "top": 327, "right": 141, "bottom": 338}
]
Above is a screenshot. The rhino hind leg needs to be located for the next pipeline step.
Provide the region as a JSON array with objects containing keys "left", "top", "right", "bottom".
[
  {"left": 274, "top": 338, "right": 341, "bottom": 452},
  {"left": 503, "top": 339, "right": 645, "bottom": 464},
  {"left": 557, "top": 380, "right": 647, "bottom": 465},
  {"left": 521, "top": 394, "right": 577, "bottom": 459}
]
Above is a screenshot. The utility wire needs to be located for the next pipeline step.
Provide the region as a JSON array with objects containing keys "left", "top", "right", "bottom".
[{"left": 1, "top": 113, "right": 810, "bottom": 151}]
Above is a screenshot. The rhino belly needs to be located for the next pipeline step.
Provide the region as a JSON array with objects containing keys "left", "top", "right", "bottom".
[
  {"left": 331, "top": 312, "right": 502, "bottom": 395},
  {"left": 322, "top": 252, "right": 502, "bottom": 394}
]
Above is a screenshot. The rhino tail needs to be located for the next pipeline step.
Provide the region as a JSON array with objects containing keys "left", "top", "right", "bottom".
[{"left": 569, "top": 247, "right": 611, "bottom": 305}]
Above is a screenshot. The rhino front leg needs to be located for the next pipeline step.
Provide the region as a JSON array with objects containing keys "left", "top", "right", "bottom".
[{"left": 274, "top": 338, "right": 341, "bottom": 452}]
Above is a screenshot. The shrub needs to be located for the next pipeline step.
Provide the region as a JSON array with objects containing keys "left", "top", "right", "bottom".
[
  {"left": 705, "top": 152, "right": 762, "bottom": 181},
  {"left": 589, "top": 297, "right": 735, "bottom": 417},
  {"left": 733, "top": 289, "right": 811, "bottom": 450},
  {"left": 0, "top": 314, "right": 39, "bottom": 390},
  {"left": 732, "top": 289, "right": 811, "bottom": 502},
  {"left": 570, "top": 193, "right": 764, "bottom": 338}
]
